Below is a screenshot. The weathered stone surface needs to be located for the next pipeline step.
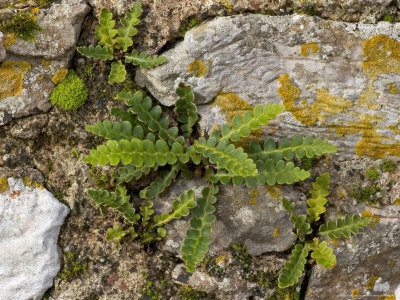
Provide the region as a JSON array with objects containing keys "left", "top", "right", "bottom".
[
  {"left": 0, "top": 0, "right": 90, "bottom": 126},
  {"left": 0, "top": 32, "right": 5, "bottom": 61},
  {"left": 154, "top": 179, "right": 303, "bottom": 256},
  {"left": 0, "top": 177, "right": 69, "bottom": 300},
  {"left": 137, "top": 14, "right": 400, "bottom": 160},
  {"left": 306, "top": 205, "right": 400, "bottom": 300}
]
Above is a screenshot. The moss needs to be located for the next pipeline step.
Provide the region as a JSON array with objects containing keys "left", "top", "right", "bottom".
[
  {"left": 89, "top": 166, "right": 111, "bottom": 190},
  {"left": 50, "top": 70, "right": 88, "bottom": 110},
  {"left": 366, "top": 168, "right": 380, "bottom": 181},
  {"left": 0, "top": 177, "right": 10, "bottom": 193},
  {"left": 301, "top": 5, "right": 321, "bottom": 17},
  {"left": 351, "top": 186, "right": 382, "bottom": 203},
  {"left": 70, "top": 148, "right": 80, "bottom": 159},
  {"left": 58, "top": 251, "right": 88, "bottom": 281},
  {"left": 383, "top": 15, "right": 396, "bottom": 23},
  {"left": 182, "top": 286, "right": 218, "bottom": 300},
  {"left": 381, "top": 160, "right": 397, "bottom": 172},
  {"left": 0, "top": 10, "right": 42, "bottom": 41},
  {"left": 179, "top": 17, "right": 200, "bottom": 37},
  {"left": 270, "top": 283, "right": 300, "bottom": 300},
  {"left": 300, "top": 157, "right": 319, "bottom": 170}
]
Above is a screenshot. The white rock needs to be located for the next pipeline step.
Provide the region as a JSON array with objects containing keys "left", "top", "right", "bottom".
[{"left": 0, "top": 178, "right": 69, "bottom": 300}]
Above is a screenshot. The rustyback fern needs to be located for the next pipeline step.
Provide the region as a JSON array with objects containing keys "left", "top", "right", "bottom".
[
  {"left": 278, "top": 243, "right": 309, "bottom": 288},
  {"left": 319, "top": 215, "right": 371, "bottom": 239}
]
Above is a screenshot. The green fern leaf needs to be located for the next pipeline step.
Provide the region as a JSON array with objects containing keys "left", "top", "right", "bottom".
[
  {"left": 106, "top": 225, "right": 127, "bottom": 241},
  {"left": 111, "top": 107, "right": 138, "bottom": 126},
  {"left": 308, "top": 238, "right": 336, "bottom": 269},
  {"left": 218, "top": 103, "right": 285, "bottom": 142},
  {"left": 182, "top": 185, "right": 218, "bottom": 272},
  {"left": 114, "top": 164, "right": 156, "bottom": 184},
  {"left": 249, "top": 136, "right": 337, "bottom": 162},
  {"left": 86, "top": 120, "right": 139, "bottom": 141},
  {"left": 115, "top": 3, "right": 142, "bottom": 51},
  {"left": 125, "top": 50, "right": 167, "bottom": 68},
  {"left": 307, "top": 173, "right": 330, "bottom": 223},
  {"left": 140, "top": 201, "right": 154, "bottom": 226},
  {"left": 174, "top": 83, "right": 198, "bottom": 138},
  {"left": 254, "top": 159, "right": 310, "bottom": 185},
  {"left": 319, "top": 215, "right": 371, "bottom": 239},
  {"left": 282, "top": 198, "right": 312, "bottom": 236},
  {"left": 139, "top": 164, "right": 181, "bottom": 199},
  {"left": 109, "top": 60, "right": 127, "bottom": 84},
  {"left": 95, "top": 8, "right": 117, "bottom": 48},
  {"left": 194, "top": 137, "right": 257, "bottom": 177},
  {"left": 84, "top": 138, "right": 180, "bottom": 167},
  {"left": 278, "top": 243, "right": 310, "bottom": 288},
  {"left": 77, "top": 45, "right": 113, "bottom": 60},
  {"left": 88, "top": 185, "right": 140, "bottom": 224},
  {"left": 152, "top": 190, "right": 195, "bottom": 227}
]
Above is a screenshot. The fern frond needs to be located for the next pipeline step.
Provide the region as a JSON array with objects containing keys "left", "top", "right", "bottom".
[
  {"left": 84, "top": 138, "right": 180, "bottom": 167},
  {"left": 86, "top": 120, "right": 143, "bottom": 141},
  {"left": 114, "top": 164, "right": 156, "bottom": 184},
  {"left": 174, "top": 83, "right": 198, "bottom": 138},
  {"left": 249, "top": 136, "right": 337, "bottom": 162},
  {"left": 117, "top": 91, "right": 178, "bottom": 144},
  {"left": 109, "top": 60, "right": 127, "bottom": 84},
  {"left": 77, "top": 45, "right": 114, "bottom": 60},
  {"left": 111, "top": 108, "right": 138, "bottom": 126},
  {"left": 106, "top": 225, "right": 127, "bottom": 241},
  {"left": 139, "top": 201, "right": 154, "bottom": 227},
  {"left": 152, "top": 190, "right": 195, "bottom": 227},
  {"left": 115, "top": 3, "right": 142, "bottom": 51},
  {"left": 307, "top": 173, "right": 330, "bottom": 223},
  {"left": 194, "top": 137, "right": 257, "bottom": 177},
  {"left": 218, "top": 103, "right": 285, "bottom": 142},
  {"left": 88, "top": 185, "right": 140, "bottom": 224},
  {"left": 282, "top": 198, "right": 312, "bottom": 236},
  {"left": 278, "top": 243, "right": 310, "bottom": 288},
  {"left": 255, "top": 159, "right": 310, "bottom": 185},
  {"left": 319, "top": 215, "right": 371, "bottom": 239},
  {"left": 182, "top": 185, "right": 218, "bottom": 272},
  {"left": 308, "top": 238, "right": 336, "bottom": 269},
  {"left": 139, "top": 164, "right": 181, "bottom": 199},
  {"left": 125, "top": 50, "right": 167, "bottom": 68},
  {"left": 95, "top": 8, "right": 117, "bottom": 48}
]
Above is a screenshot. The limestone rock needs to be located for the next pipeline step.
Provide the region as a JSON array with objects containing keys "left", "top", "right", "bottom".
[
  {"left": 0, "top": 32, "right": 5, "bottom": 61},
  {"left": 306, "top": 205, "right": 400, "bottom": 300},
  {"left": 0, "top": 177, "right": 69, "bottom": 300},
  {"left": 136, "top": 14, "right": 400, "bottom": 160},
  {"left": 155, "top": 179, "right": 302, "bottom": 256}
]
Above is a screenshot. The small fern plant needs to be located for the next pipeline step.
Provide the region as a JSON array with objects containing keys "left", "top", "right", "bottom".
[
  {"left": 277, "top": 173, "right": 371, "bottom": 288},
  {"left": 77, "top": 3, "right": 166, "bottom": 84},
  {"left": 84, "top": 78, "right": 341, "bottom": 271}
]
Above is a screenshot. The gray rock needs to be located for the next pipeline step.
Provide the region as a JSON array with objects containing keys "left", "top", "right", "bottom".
[
  {"left": 136, "top": 14, "right": 400, "bottom": 160},
  {"left": 0, "top": 177, "right": 69, "bottom": 300},
  {"left": 0, "top": 32, "right": 5, "bottom": 61},
  {"left": 306, "top": 205, "right": 400, "bottom": 300},
  {"left": 155, "top": 179, "right": 300, "bottom": 256}
]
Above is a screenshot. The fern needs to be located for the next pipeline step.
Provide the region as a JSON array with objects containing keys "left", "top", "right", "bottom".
[
  {"left": 307, "top": 173, "right": 329, "bottom": 223},
  {"left": 308, "top": 238, "right": 336, "bottom": 269},
  {"left": 114, "top": 164, "right": 156, "bottom": 184},
  {"left": 319, "top": 215, "right": 371, "bottom": 239},
  {"left": 139, "top": 164, "right": 181, "bottom": 199},
  {"left": 174, "top": 83, "right": 198, "bottom": 138},
  {"left": 88, "top": 185, "right": 140, "bottom": 224},
  {"left": 77, "top": 45, "right": 113, "bottom": 60},
  {"left": 282, "top": 198, "right": 312, "bottom": 236},
  {"left": 181, "top": 186, "right": 218, "bottom": 272},
  {"left": 278, "top": 243, "right": 309, "bottom": 288},
  {"left": 115, "top": 3, "right": 141, "bottom": 51},
  {"left": 95, "top": 8, "right": 117, "bottom": 48},
  {"left": 125, "top": 50, "right": 167, "bottom": 68},
  {"left": 86, "top": 120, "right": 137, "bottom": 141},
  {"left": 109, "top": 60, "right": 127, "bottom": 84},
  {"left": 249, "top": 135, "right": 337, "bottom": 162},
  {"left": 106, "top": 225, "right": 127, "bottom": 241},
  {"left": 139, "top": 201, "right": 154, "bottom": 227}
]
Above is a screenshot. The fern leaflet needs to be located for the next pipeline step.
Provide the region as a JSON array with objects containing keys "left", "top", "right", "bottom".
[
  {"left": 282, "top": 198, "right": 312, "bottom": 236},
  {"left": 318, "top": 215, "right": 371, "bottom": 239},
  {"left": 125, "top": 50, "right": 167, "bottom": 68},
  {"left": 308, "top": 238, "right": 336, "bottom": 269},
  {"left": 109, "top": 60, "right": 127, "bottom": 84},
  {"left": 86, "top": 120, "right": 140, "bottom": 141},
  {"left": 307, "top": 173, "right": 330, "bottom": 223},
  {"left": 115, "top": 3, "right": 141, "bottom": 51},
  {"left": 114, "top": 164, "right": 156, "bottom": 184},
  {"left": 278, "top": 243, "right": 309, "bottom": 288},
  {"left": 139, "top": 201, "right": 154, "bottom": 227},
  {"left": 95, "top": 8, "right": 117, "bottom": 48},
  {"left": 77, "top": 45, "right": 113, "bottom": 60},
  {"left": 139, "top": 164, "right": 181, "bottom": 199},
  {"left": 175, "top": 83, "right": 198, "bottom": 138}
]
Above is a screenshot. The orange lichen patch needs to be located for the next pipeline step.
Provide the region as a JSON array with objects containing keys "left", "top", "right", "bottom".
[
  {"left": 300, "top": 42, "right": 320, "bottom": 57},
  {"left": 387, "top": 83, "right": 398, "bottom": 94},
  {"left": 273, "top": 228, "right": 280, "bottom": 237},
  {"left": 3, "top": 32, "right": 15, "bottom": 49},
  {"left": 277, "top": 74, "right": 353, "bottom": 126},
  {"left": 212, "top": 93, "right": 263, "bottom": 148},
  {"left": 266, "top": 185, "right": 282, "bottom": 200},
  {"left": 351, "top": 289, "right": 359, "bottom": 298},
  {"left": 362, "top": 210, "right": 380, "bottom": 228},
  {"left": 31, "top": 7, "right": 39, "bottom": 14},
  {"left": 51, "top": 68, "right": 68, "bottom": 84},
  {"left": 366, "top": 276, "right": 379, "bottom": 290},
  {"left": 0, "top": 177, "right": 10, "bottom": 193},
  {"left": 0, "top": 61, "right": 31, "bottom": 100},
  {"left": 187, "top": 59, "right": 207, "bottom": 77}
]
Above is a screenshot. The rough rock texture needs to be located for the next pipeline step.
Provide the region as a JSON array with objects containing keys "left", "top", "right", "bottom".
[
  {"left": 306, "top": 205, "right": 400, "bottom": 299},
  {"left": 0, "top": 177, "right": 69, "bottom": 300},
  {"left": 0, "top": 0, "right": 90, "bottom": 125},
  {"left": 137, "top": 14, "right": 400, "bottom": 160},
  {"left": 0, "top": 32, "right": 5, "bottom": 61}
]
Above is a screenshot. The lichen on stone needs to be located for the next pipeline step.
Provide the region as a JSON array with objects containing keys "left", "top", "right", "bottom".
[
  {"left": 0, "top": 9, "right": 42, "bottom": 42},
  {"left": 187, "top": 59, "right": 207, "bottom": 77},
  {"left": 300, "top": 42, "right": 320, "bottom": 56},
  {"left": 0, "top": 61, "right": 31, "bottom": 100},
  {"left": 0, "top": 177, "right": 10, "bottom": 193},
  {"left": 51, "top": 68, "right": 68, "bottom": 84}
]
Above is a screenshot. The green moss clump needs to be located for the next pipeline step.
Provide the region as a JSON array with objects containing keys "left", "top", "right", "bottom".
[
  {"left": 50, "top": 70, "right": 88, "bottom": 110},
  {"left": 381, "top": 160, "right": 397, "bottom": 172},
  {"left": 366, "top": 168, "right": 381, "bottom": 181},
  {"left": 179, "top": 17, "right": 200, "bottom": 37},
  {"left": 0, "top": 11, "right": 42, "bottom": 41},
  {"left": 383, "top": 15, "right": 396, "bottom": 23},
  {"left": 58, "top": 251, "right": 88, "bottom": 281},
  {"left": 351, "top": 186, "right": 382, "bottom": 203}
]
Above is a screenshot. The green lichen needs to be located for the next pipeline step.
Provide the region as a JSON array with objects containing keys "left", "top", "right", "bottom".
[
  {"left": 58, "top": 251, "right": 88, "bottom": 281},
  {"left": 366, "top": 168, "right": 381, "bottom": 181},
  {"left": 0, "top": 10, "right": 42, "bottom": 41},
  {"left": 50, "top": 70, "right": 88, "bottom": 111},
  {"left": 381, "top": 160, "right": 397, "bottom": 172}
]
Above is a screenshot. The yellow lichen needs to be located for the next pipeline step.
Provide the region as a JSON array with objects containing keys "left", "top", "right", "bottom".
[
  {"left": 250, "top": 198, "right": 257, "bottom": 205},
  {"left": 378, "top": 295, "right": 395, "bottom": 300},
  {"left": 366, "top": 276, "right": 379, "bottom": 290},
  {"left": 387, "top": 83, "right": 398, "bottom": 94},
  {"left": 367, "top": 255, "right": 374, "bottom": 261},
  {"left": 221, "top": 0, "right": 233, "bottom": 12},
  {"left": 38, "top": 76, "right": 44, "bottom": 81},
  {"left": 249, "top": 189, "right": 259, "bottom": 197},
  {"left": 0, "top": 177, "right": 10, "bottom": 193},
  {"left": 266, "top": 185, "right": 282, "bottom": 200},
  {"left": 22, "top": 177, "right": 44, "bottom": 189},
  {"left": 329, "top": 239, "right": 340, "bottom": 248},
  {"left": 51, "top": 68, "right": 68, "bottom": 84},
  {"left": 273, "top": 228, "right": 280, "bottom": 237},
  {"left": 187, "top": 59, "right": 207, "bottom": 77},
  {"left": 300, "top": 42, "right": 320, "bottom": 56},
  {"left": 0, "top": 61, "right": 31, "bottom": 100},
  {"left": 3, "top": 32, "right": 15, "bottom": 49},
  {"left": 394, "top": 198, "right": 400, "bottom": 205},
  {"left": 215, "top": 256, "right": 226, "bottom": 264},
  {"left": 42, "top": 59, "right": 51, "bottom": 68},
  {"left": 31, "top": 7, "right": 40, "bottom": 14},
  {"left": 362, "top": 210, "right": 380, "bottom": 228},
  {"left": 351, "top": 289, "right": 359, "bottom": 298}
]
